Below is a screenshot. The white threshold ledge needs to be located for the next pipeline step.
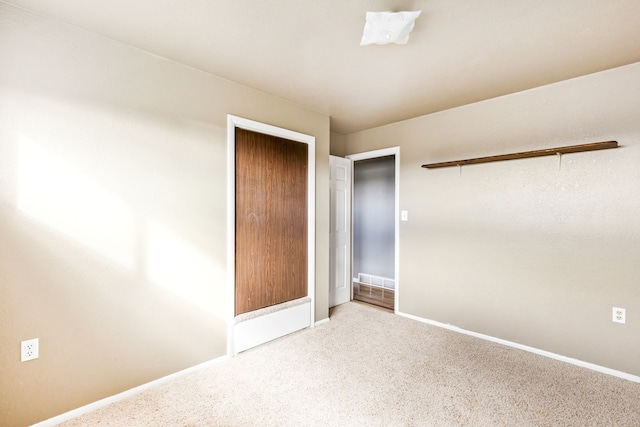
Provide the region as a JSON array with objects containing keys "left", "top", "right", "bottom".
[{"left": 234, "top": 297, "right": 312, "bottom": 354}]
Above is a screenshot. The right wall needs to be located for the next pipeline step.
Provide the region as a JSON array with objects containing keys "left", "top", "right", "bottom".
[{"left": 345, "top": 62, "right": 640, "bottom": 377}]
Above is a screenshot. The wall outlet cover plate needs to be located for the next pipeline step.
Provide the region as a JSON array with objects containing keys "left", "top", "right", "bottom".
[
  {"left": 612, "top": 307, "right": 626, "bottom": 324},
  {"left": 21, "top": 338, "right": 39, "bottom": 362}
]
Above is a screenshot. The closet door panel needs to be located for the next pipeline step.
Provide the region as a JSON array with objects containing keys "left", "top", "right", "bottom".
[{"left": 235, "top": 128, "right": 308, "bottom": 315}]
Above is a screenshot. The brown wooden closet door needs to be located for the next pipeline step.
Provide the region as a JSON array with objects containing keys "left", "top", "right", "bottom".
[{"left": 235, "top": 128, "right": 308, "bottom": 315}]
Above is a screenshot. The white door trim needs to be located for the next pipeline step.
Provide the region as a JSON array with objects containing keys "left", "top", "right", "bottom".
[
  {"left": 227, "top": 115, "right": 316, "bottom": 355},
  {"left": 346, "top": 147, "right": 400, "bottom": 313}
]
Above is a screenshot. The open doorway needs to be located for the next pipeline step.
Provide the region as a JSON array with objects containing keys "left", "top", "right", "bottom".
[{"left": 347, "top": 147, "right": 399, "bottom": 312}]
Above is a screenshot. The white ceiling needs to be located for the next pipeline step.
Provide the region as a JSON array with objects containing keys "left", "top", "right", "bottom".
[{"left": 5, "top": 0, "right": 640, "bottom": 134}]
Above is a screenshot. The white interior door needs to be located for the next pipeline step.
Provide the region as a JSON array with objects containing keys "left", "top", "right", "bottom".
[{"left": 329, "top": 155, "right": 352, "bottom": 307}]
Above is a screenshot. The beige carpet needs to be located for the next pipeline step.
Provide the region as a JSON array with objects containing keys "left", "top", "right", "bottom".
[{"left": 60, "top": 302, "right": 640, "bottom": 426}]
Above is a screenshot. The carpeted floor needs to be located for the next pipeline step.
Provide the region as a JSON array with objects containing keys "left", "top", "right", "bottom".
[{"left": 59, "top": 302, "right": 640, "bottom": 426}]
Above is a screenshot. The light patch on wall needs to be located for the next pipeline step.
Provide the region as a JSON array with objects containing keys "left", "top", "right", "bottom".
[
  {"left": 17, "top": 137, "right": 136, "bottom": 270},
  {"left": 146, "top": 220, "right": 220, "bottom": 313}
]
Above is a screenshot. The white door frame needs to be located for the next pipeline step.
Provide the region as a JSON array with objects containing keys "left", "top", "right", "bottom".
[
  {"left": 227, "top": 115, "right": 316, "bottom": 355},
  {"left": 346, "top": 147, "right": 400, "bottom": 313}
]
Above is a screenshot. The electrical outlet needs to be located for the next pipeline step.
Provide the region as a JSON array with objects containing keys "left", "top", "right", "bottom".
[
  {"left": 21, "top": 338, "right": 39, "bottom": 362},
  {"left": 612, "top": 307, "right": 626, "bottom": 324}
]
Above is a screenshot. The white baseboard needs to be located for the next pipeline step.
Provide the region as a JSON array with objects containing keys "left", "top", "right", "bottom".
[
  {"left": 31, "top": 355, "right": 229, "bottom": 427},
  {"left": 314, "top": 317, "right": 330, "bottom": 327},
  {"left": 234, "top": 302, "right": 311, "bottom": 354},
  {"left": 397, "top": 310, "right": 640, "bottom": 383}
]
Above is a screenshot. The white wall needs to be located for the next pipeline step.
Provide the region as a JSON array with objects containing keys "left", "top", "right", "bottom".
[
  {"left": 0, "top": 4, "right": 330, "bottom": 426},
  {"left": 346, "top": 62, "right": 640, "bottom": 377}
]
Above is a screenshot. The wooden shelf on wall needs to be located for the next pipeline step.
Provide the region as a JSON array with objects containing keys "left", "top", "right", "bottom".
[{"left": 421, "top": 141, "right": 618, "bottom": 169}]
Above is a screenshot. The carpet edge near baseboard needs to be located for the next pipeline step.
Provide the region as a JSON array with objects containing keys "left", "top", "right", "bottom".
[
  {"left": 396, "top": 310, "right": 640, "bottom": 384},
  {"left": 31, "top": 308, "right": 639, "bottom": 427},
  {"left": 29, "top": 355, "right": 230, "bottom": 427}
]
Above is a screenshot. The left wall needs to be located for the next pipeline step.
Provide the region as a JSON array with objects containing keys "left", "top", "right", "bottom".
[{"left": 0, "top": 4, "right": 330, "bottom": 426}]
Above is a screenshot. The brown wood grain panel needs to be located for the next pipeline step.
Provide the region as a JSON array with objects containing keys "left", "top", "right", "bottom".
[{"left": 235, "top": 128, "right": 308, "bottom": 315}]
